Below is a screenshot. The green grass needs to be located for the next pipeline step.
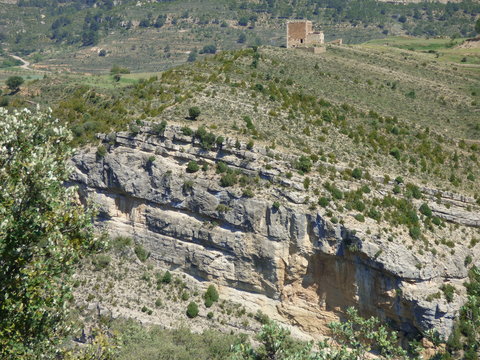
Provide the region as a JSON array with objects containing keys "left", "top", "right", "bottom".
[{"left": 364, "top": 36, "right": 480, "bottom": 66}]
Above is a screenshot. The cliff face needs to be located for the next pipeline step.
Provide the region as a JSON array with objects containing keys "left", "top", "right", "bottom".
[{"left": 71, "top": 124, "right": 475, "bottom": 339}]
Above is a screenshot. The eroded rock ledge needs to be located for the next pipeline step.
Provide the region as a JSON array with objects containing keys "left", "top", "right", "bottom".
[{"left": 71, "top": 124, "right": 479, "bottom": 339}]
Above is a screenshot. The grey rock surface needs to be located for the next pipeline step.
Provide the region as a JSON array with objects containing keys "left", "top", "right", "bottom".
[{"left": 71, "top": 125, "right": 479, "bottom": 339}]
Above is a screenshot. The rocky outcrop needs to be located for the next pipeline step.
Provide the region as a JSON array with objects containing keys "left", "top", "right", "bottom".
[{"left": 71, "top": 124, "right": 477, "bottom": 339}]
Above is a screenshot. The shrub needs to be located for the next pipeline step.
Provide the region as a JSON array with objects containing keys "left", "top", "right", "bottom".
[
  {"left": 354, "top": 214, "right": 365, "bottom": 222},
  {"left": 207, "top": 312, "right": 214, "bottom": 319},
  {"left": 186, "top": 302, "right": 199, "bottom": 318},
  {"left": 216, "top": 204, "right": 230, "bottom": 213},
  {"left": 181, "top": 292, "right": 190, "bottom": 301},
  {"left": 155, "top": 298, "right": 162, "bottom": 307},
  {"left": 331, "top": 188, "right": 343, "bottom": 200},
  {"left": 181, "top": 126, "right": 194, "bottom": 136},
  {"left": 441, "top": 284, "right": 455, "bottom": 303},
  {"left": 409, "top": 226, "right": 422, "bottom": 240},
  {"left": 243, "top": 188, "right": 255, "bottom": 198},
  {"left": 243, "top": 116, "right": 255, "bottom": 130},
  {"left": 367, "top": 208, "right": 381, "bottom": 221},
  {"left": 147, "top": 156, "right": 155, "bottom": 165},
  {"left": 406, "top": 183, "right": 422, "bottom": 199},
  {"left": 205, "top": 285, "right": 219, "bottom": 303},
  {"left": 465, "top": 255, "right": 473, "bottom": 267},
  {"left": 303, "top": 177, "right": 310, "bottom": 190},
  {"left": 238, "top": 16, "right": 248, "bottom": 26},
  {"left": 419, "top": 203, "right": 432, "bottom": 217},
  {"left": 110, "top": 64, "right": 130, "bottom": 75},
  {"left": 186, "top": 160, "right": 200, "bottom": 173},
  {"left": 111, "top": 236, "right": 133, "bottom": 252},
  {"left": 195, "top": 126, "right": 216, "bottom": 150},
  {"left": 296, "top": 155, "right": 312, "bottom": 173},
  {"left": 152, "top": 120, "right": 167, "bottom": 135},
  {"left": 92, "top": 254, "right": 111, "bottom": 271},
  {"left": 162, "top": 271, "right": 172, "bottom": 284},
  {"left": 188, "top": 106, "right": 201, "bottom": 120},
  {"left": 129, "top": 123, "right": 140, "bottom": 135},
  {"left": 246, "top": 140, "right": 254, "bottom": 150},
  {"left": 318, "top": 197, "right": 329, "bottom": 207},
  {"left": 389, "top": 148, "right": 401, "bottom": 160},
  {"left": 272, "top": 201, "right": 281, "bottom": 211},
  {"left": 351, "top": 168, "right": 362, "bottom": 180},
  {"left": 216, "top": 161, "right": 229, "bottom": 174},
  {"left": 220, "top": 173, "right": 237, "bottom": 187},
  {"left": 205, "top": 297, "right": 213, "bottom": 308},
  {"left": 0, "top": 96, "right": 9, "bottom": 107},
  {"left": 134, "top": 244, "right": 150, "bottom": 262},
  {"left": 216, "top": 136, "right": 224, "bottom": 147},
  {"left": 96, "top": 145, "right": 107, "bottom": 159},
  {"left": 200, "top": 44, "right": 216, "bottom": 54},
  {"left": 255, "top": 310, "right": 270, "bottom": 324}
]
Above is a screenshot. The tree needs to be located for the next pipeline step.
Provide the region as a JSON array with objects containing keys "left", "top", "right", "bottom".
[
  {"left": 231, "top": 308, "right": 415, "bottom": 360},
  {"left": 238, "top": 17, "right": 249, "bottom": 26},
  {"left": 5, "top": 75, "right": 24, "bottom": 92},
  {"left": 476, "top": 18, "right": 480, "bottom": 35},
  {"left": 188, "top": 106, "right": 201, "bottom": 120},
  {"left": 238, "top": 33, "right": 247, "bottom": 43},
  {"left": 186, "top": 302, "right": 199, "bottom": 318},
  {"left": 0, "top": 108, "right": 98, "bottom": 358},
  {"left": 187, "top": 49, "right": 197, "bottom": 62},
  {"left": 200, "top": 44, "right": 217, "bottom": 54}
]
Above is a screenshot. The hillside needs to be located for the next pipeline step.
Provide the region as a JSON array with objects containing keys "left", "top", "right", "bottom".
[
  {"left": 0, "top": 39, "right": 474, "bottom": 354},
  {"left": 0, "top": 0, "right": 479, "bottom": 73}
]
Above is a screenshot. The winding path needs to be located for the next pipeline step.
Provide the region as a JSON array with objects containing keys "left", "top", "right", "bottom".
[{"left": 9, "top": 54, "right": 31, "bottom": 70}]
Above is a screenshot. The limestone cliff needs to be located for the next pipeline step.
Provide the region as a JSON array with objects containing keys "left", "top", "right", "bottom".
[{"left": 71, "top": 123, "right": 479, "bottom": 339}]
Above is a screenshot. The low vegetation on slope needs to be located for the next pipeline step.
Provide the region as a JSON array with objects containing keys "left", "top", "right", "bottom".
[{"left": 3, "top": 43, "right": 480, "bottom": 251}]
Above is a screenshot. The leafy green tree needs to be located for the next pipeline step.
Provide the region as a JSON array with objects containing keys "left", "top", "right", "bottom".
[
  {"left": 6, "top": 75, "right": 24, "bottom": 92},
  {"left": 188, "top": 106, "right": 201, "bottom": 120},
  {"left": 200, "top": 44, "right": 217, "bottom": 54},
  {"left": 186, "top": 302, "right": 199, "bottom": 318},
  {"left": 447, "top": 266, "right": 480, "bottom": 357},
  {"left": 232, "top": 307, "right": 415, "bottom": 360},
  {"left": 204, "top": 284, "right": 219, "bottom": 306},
  {"left": 0, "top": 108, "right": 97, "bottom": 358},
  {"left": 187, "top": 49, "right": 197, "bottom": 62}
]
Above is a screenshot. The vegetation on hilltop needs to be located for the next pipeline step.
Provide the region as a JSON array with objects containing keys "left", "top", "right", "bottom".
[{"left": 0, "top": 0, "right": 479, "bottom": 72}]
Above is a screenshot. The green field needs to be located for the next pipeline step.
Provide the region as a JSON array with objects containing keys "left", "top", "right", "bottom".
[{"left": 364, "top": 36, "right": 480, "bottom": 66}]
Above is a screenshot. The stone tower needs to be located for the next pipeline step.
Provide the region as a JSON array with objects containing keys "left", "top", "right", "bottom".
[{"left": 286, "top": 20, "right": 324, "bottom": 48}]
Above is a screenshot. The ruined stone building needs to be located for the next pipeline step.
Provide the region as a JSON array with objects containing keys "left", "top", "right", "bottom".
[{"left": 286, "top": 20, "right": 324, "bottom": 49}]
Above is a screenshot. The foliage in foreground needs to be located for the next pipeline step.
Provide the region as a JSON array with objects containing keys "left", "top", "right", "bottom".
[
  {"left": 231, "top": 307, "right": 418, "bottom": 360},
  {"left": 0, "top": 108, "right": 98, "bottom": 358},
  {"left": 446, "top": 266, "right": 480, "bottom": 359},
  {"left": 105, "top": 318, "right": 243, "bottom": 360}
]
